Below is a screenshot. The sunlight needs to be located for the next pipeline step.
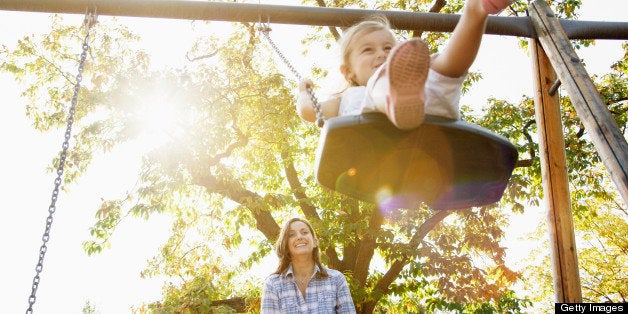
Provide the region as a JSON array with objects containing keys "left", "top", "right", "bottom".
[
  {"left": 2, "top": 0, "right": 626, "bottom": 311},
  {"left": 135, "top": 89, "right": 186, "bottom": 151}
]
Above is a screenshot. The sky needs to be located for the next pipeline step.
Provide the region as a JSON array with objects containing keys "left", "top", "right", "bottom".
[{"left": 0, "top": 1, "right": 626, "bottom": 313}]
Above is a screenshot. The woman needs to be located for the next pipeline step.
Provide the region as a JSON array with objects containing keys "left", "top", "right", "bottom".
[{"left": 261, "top": 217, "right": 356, "bottom": 313}]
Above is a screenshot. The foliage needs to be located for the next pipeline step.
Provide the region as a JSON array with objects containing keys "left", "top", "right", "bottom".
[
  {"left": 521, "top": 201, "right": 627, "bottom": 311},
  {"left": 2, "top": 0, "right": 625, "bottom": 313},
  {"left": 82, "top": 300, "right": 100, "bottom": 314}
]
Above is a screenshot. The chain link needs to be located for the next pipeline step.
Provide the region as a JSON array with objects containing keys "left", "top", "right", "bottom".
[
  {"left": 259, "top": 25, "right": 325, "bottom": 127},
  {"left": 26, "top": 12, "right": 96, "bottom": 314}
]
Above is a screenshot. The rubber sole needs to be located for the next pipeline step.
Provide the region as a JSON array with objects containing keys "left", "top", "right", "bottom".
[{"left": 386, "top": 38, "right": 430, "bottom": 130}]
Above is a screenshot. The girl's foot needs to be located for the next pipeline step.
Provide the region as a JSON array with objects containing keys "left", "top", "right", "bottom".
[
  {"left": 481, "top": 0, "right": 513, "bottom": 14},
  {"left": 385, "top": 38, "right": 430, "bottom": 130}
]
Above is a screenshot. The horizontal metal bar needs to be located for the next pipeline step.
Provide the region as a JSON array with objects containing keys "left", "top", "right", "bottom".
[
  {"left": 560, "top": 19, "right": 628, "bottom": 40},
  {"left": 0, "top": 0, "right": 627, "bottom": 40}
]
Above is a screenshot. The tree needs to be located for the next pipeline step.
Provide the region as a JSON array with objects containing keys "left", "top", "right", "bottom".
[{"left": 2, "top": 0, "right": 622, "bottom": 313}]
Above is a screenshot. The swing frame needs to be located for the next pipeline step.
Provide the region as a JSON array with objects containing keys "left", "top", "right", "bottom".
[{"left": 3, "top": 0, "right": 627, "bottom": 305}]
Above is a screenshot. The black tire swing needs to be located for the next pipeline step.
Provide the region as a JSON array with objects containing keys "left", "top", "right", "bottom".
[{"left": 260, "top": 25, "right": 518, "bottom": 211}]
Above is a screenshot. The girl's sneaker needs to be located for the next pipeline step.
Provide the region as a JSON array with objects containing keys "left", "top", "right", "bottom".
[{"left": 385, "top": 38, "right": 430, "bottom": 130}]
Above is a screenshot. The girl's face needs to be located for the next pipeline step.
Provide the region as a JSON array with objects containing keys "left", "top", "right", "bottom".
[
  {"left": 287, "top": 221, "right": 316, "bottom": 258},
  {"left": 343, "top": 29, "right": 396, "bottom": 86}
]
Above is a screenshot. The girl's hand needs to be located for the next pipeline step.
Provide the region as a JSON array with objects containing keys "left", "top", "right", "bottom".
[
  {"left": 296, "top": 78, "right": 340, "bottom": 122},
  {"left": 299, "top": 79, "right": 314, "bottom": 93}
]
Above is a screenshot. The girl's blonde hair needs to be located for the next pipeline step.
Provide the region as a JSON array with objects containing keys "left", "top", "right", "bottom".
[{"left": 339, "top": 16, "right": 396, "bottom": 86}]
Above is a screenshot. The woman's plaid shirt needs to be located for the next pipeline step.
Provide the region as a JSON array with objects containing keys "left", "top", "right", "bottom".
[{"left": 261, "top": 264, "right": 356, "bottom": 313}]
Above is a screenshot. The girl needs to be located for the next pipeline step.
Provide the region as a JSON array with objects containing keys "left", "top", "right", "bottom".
[{"left": 296, "top": 0, "right": 513, "bottom": 130}]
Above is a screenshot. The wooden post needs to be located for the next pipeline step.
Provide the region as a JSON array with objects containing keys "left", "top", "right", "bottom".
[
  {"left": 529, "top": 0, "right": 628, "bottom": 204},
  {"left": 530, "top": 38, "right": 582, "bottom": 303}
]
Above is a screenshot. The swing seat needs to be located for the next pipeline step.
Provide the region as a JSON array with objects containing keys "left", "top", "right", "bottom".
[{"left": 315, "top": 113, "right": 518, "bottom": 210}]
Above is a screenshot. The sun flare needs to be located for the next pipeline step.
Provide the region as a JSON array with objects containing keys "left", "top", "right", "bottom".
[{"left": 135, "top": 90, "right": 185, "bottom": 150}]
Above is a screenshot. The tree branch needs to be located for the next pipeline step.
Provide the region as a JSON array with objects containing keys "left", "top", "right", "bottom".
[
  {"left": 353, "top": 206, "right": 383, "bottom": 285},
  {"left": 516, "top": 118, "right": 536, "bottom": 167},
  {"left": 193, "top": 171, "right": 280, "bottom": 241},
  {"left": 338, "top": 197, "right": 360, "bottom": 272},
  {"left": 363, "top": 210, "right": 454, "bottom": 312},
  {"left": 279, "top": 151, "right": 343, "bottom": 266},
  {"left": 185, "top": 50, "right": 218, "bottom": 62},
  {"left": 412, "top": 0, "right": 446, "bottom": 38},
  {"left": 281, "top": 151, "right": 320, "bottom": 222},
  {"left": 315, "top": 0, "right": 341, "bottom": 40}
]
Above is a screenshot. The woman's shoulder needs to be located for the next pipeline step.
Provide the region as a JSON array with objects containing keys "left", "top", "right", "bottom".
[
  {"left": 321, "top": 266, "right": 347, "bottom": 279},
  {"left": 318, "top": 267, "right": 351, "bottom": 288},
  {"left": 264, "top": 272, "right": 284, "bottom": 283}
]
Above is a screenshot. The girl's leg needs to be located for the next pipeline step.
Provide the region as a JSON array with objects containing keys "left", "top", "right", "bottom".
[
  {"left": 363, "top": 0, "right": 512, "bottom": 128},
  {"left": 431, "top": 0, "right": 511, "bottom": 78},
  {"left": 363, "top": 38, "right": 431, "bottom": 130}
]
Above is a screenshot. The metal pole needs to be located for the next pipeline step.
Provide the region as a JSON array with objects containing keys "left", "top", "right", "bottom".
[{"left": 0, "top": 0, "right": 628, "bottom": 39}]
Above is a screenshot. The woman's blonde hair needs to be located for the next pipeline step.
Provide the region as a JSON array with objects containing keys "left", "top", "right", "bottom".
[
  {"left": 339, "top": 16, "right": 396, "bottom": 86},
  {"left": 273, "top": 217, "right": 328, "bottom": 278}
]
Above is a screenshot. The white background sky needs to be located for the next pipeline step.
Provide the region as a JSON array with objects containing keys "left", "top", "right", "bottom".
[{"left": 0, "top": 1, "right": 625, "bottom": 313}]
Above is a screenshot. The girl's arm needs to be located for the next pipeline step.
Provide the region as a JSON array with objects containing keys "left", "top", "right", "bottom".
[{"left": 296, "top": 79, "right": 340, "bottom": 123}]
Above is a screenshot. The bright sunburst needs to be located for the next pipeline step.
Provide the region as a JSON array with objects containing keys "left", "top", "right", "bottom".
[{"left": 134, "top": 86, "right": 186, "bottom": 151}]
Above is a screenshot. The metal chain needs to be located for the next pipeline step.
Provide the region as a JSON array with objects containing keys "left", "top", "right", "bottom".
[
  {"left": 26, "top": 12, "right": 96, "bottom": 314},
  {"left": 259, "top": 24, "right": 325, "bottom": 127}
]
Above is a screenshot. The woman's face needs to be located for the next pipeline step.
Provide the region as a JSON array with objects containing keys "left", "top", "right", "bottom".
[
  {"left": 287, "top": 220, "right": 316, "bottom": 258},
  {"left": 343, "top": 29, "right": 396, "bottom": 86}
]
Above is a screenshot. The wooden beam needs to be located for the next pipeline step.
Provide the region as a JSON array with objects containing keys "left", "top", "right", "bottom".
[
  {"left": 530, "top": 38, "right": 582, "bottom": 303},
  {"left": 529, "top": 0, "right": 628, "bottom": 204}
]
